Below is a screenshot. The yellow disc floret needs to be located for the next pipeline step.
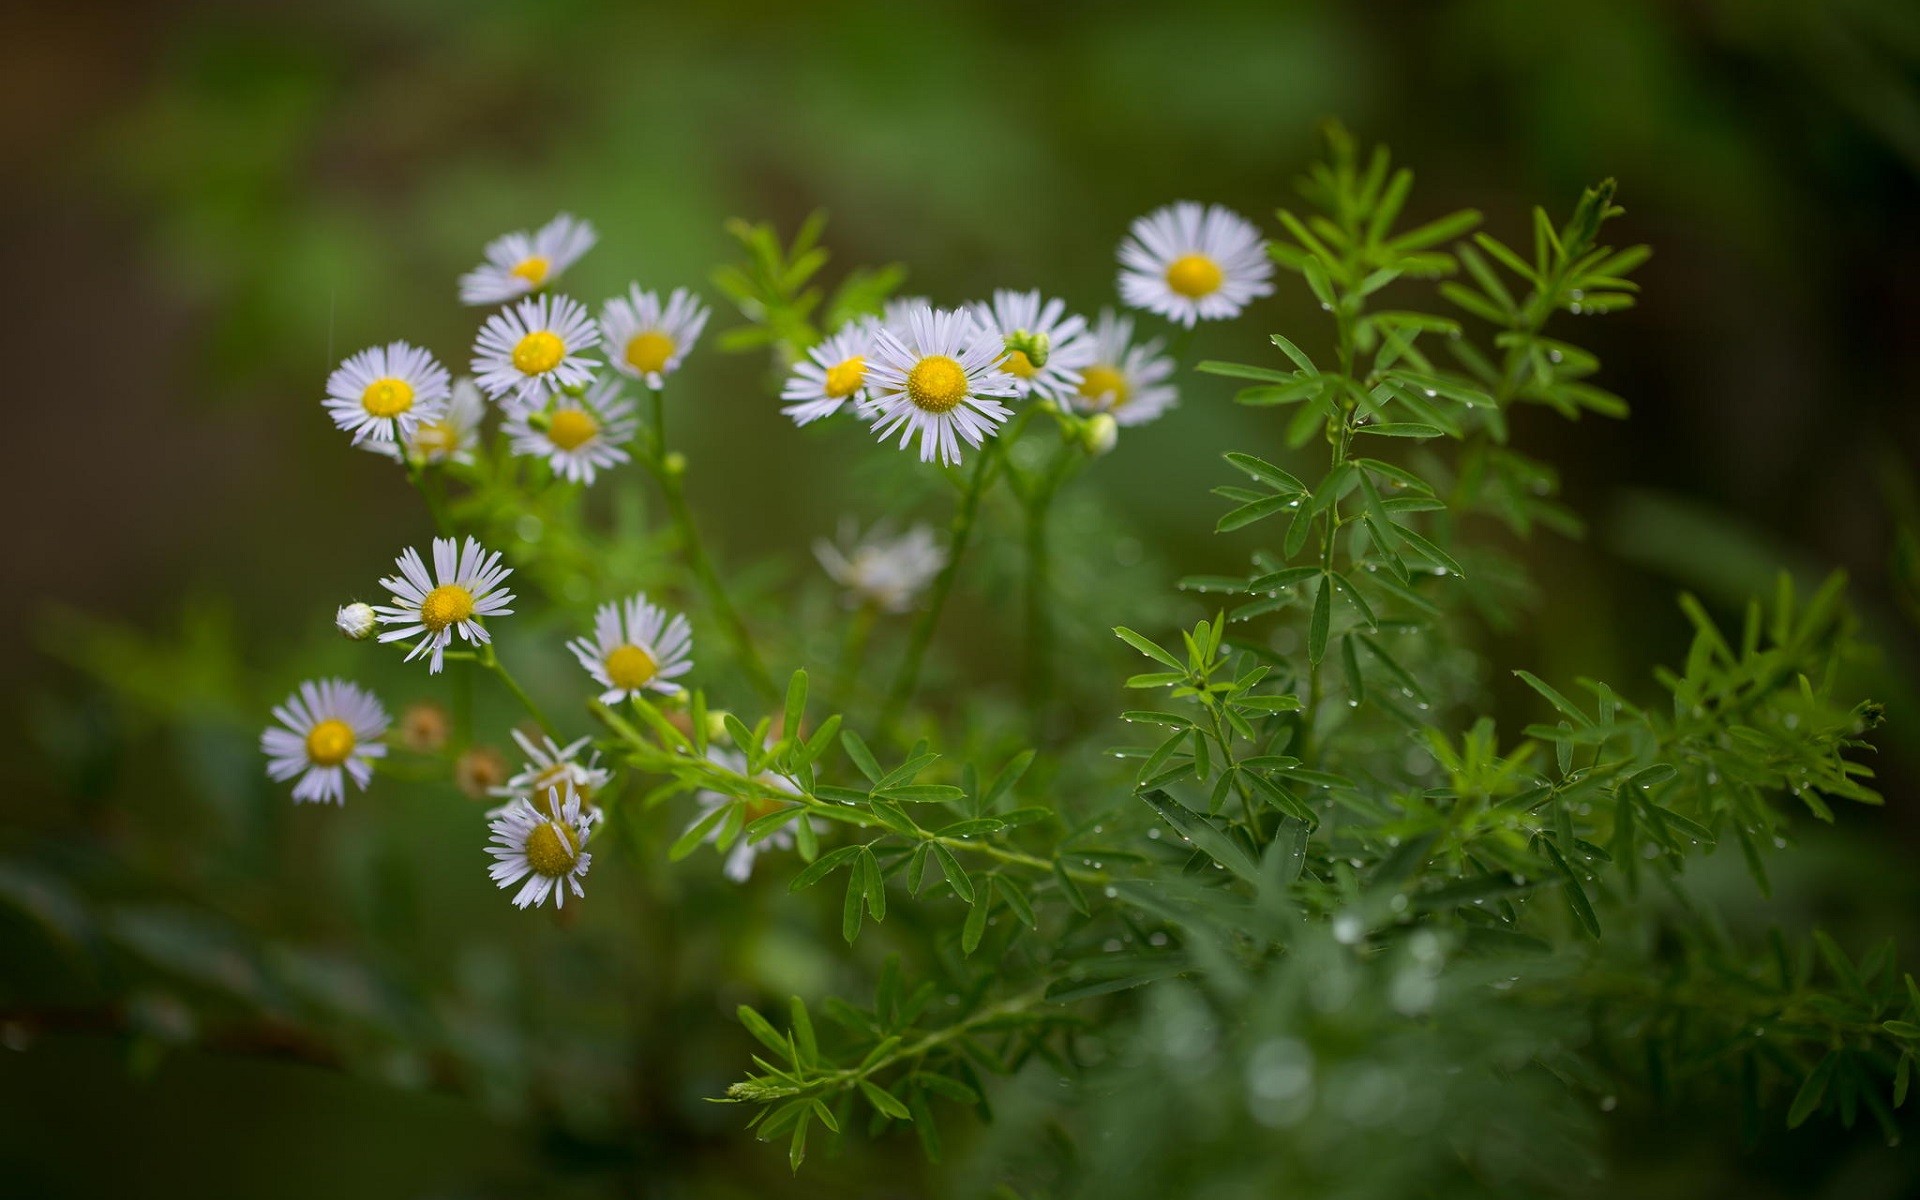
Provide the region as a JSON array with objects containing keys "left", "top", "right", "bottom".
[
  {"left": 412, "top": 419, "right": 458, "bottom": 458},
  {"left": 524, "top": 821, "right": 579, "bottom": 878},
  {"left": 512, "top": 331, "right": 565, "bottom": 375},
  {"left": 625, "top": 331, "right": 676, "bottom": 375},
  {"left": 510, "top": 256, "right": 550, "bottom": 287},
  {"left": 604, "top": 643, "right": 659, "bottom": 690},
  {"left": 1078, "top": 364, "right": 1130, "bottom": 408},
  {"left": 906, "top": 355, "right": 969, "bottom": 414},
  {"left": 1165, "top": 253, "right": 1224, "bottom": 299},
  {"left": 305, "top": 718, "right": 357, "bottom": 767},
  {"left": 824, "top": 356, "right": 867, "bottom": 399},
  {"left": 361, "top": 377, "right": 415, "bottom": 418},
  {"left": 1000, "top": 350, "right": 1037, "bottom": 379},
  {"left": 546, "top": 408, "right": 599, "bottom": 450},
  {"left": 420, "top": 584, "right": 475, "bottom": 632}
]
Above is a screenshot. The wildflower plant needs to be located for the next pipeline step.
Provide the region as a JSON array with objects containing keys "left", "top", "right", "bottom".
[{"left": 31, "top": 123, "right": 1905, "bottom": 1196}]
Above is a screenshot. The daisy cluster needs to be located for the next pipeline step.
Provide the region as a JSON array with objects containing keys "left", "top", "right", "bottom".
[{"left": 265, "top": 199, "right": 1273, "bottom": 912}]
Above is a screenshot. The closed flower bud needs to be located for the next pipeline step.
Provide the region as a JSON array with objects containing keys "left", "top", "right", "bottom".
[
  {"left": 454, "top": 745, "right": 510, "bottom": 798},
  {"left": 398, "top": 701, "right": 452, "bottom": 753},
  {"left": 1082, "top": 413, "right": 1118, "bottom": 456},
  {"left": 1004, "top": 329, "right": 1050, "bottom": 371},
  {"left": 336, "top": 603, "right": 377, "bottom": 641}
]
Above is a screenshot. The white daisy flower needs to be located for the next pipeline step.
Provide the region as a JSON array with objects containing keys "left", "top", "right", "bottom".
[
  {"left": 323, "top": 342, "right": 452, "bottom": 446},
  {"left": 864, "top": 304, "right": 1019, "bottom": 467},
  {"left": 567, "top": 593, "right": 693, "bottom": 703},
  {"left": 373, "top": 536, "right": 516, "bottom": 673},
  {"left": 967, "top": 289, "right": 1095, "bottom": 403},
  {"left": 1069, "top": 309, "right": 1180, "bottom": 427},
  {"left": 880, "top": 295, "right": 931, "bottom": 331},
  {"left": 471, "top": 294, "right": 601, "bottom": 409},
  {"left": 486, "top": 782, "right": 599, "bottom": 909},
  {"left": 1118, "top": 202, "right": 1274, "bottom": 326},
  {"left": 260, "top": 678, "right": 390, "bottom": 805},
  {"left": 599, "top": 285, "right": 709, "bottom": 388},
  {"left": 690, "top": 748, "right": 799, "bottom": 883},
  {"left": 364, "top": 376, "right": 488, "bottom": 466},
  {"left": 458, "top": 213, "right": 597, "bottom": 307},
  {"left": 781, "top": 321, "right": 876, "bottom": 426},
  {"left": 814, "top": 519, "right": 946, "bottom": 613},
  {"left": 487, "top": 729, "right": 613, "bottom": 817},
  {"left": 504, "top": 376, "right": 638, "bottom": 485}
]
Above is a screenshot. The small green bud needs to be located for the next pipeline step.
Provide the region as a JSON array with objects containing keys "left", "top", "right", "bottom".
[
  {"left": 1082, "top": 413, "right": 1118, "bottom": 457},
  {"left": 706, "top": 711, "right": 732, "bottom": 741},
  {"left": 1004, "top": 329, "right": 1050, "bottom": 371},
  {"left": 665, "top": 451, "right": 688, "bottom": 477}
]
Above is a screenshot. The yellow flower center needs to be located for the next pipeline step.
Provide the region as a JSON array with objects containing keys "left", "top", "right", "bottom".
[
  {"left": 512, "top": 331, "right": 565, "bottom": 375},
  {"left": 305, "top": 718, "right": 356, "bottom": 767},
  {"left": 361, "top": 377, "right": 415, "bottom": 418},
  {"left": 1078, "top": 364, "right": 1130, "bottom": 408},
  {"left": 412, "top": 419, "right": 458, "bottom": 457},
  {"left": 529, "top": 768, "right": 593, "bottom": 814},
  {"left": 824, "top": 356, "right": 866, "bottom": 399},
  {"left": 420, "top": 583, "right": 475, "bottom": 632},
  {"left": 510, "top": 255, "right": 550, "bottom": 286},
  {"left": 1000, "top": 350, "right": 1037, "bottom": 379},
  {"left": 604, "top": 643, "right": 659, "bottom": 690},
  {"left": 546, "top": 408, "right": 598, "bottom": 450},
  {"left": 524, "top": 821, "right": 579, "bottom": 878},
  {"left": 906, "top": 355, "right": 968, "bottom": 414},
  {"left": 625, "top": 331, "right": 676, "bottom": 375},
  {"left": 1165, "top": 253, "right": 1224, "bottom": 298}
]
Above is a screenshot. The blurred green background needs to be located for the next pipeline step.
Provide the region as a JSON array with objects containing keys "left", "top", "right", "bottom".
[{"left": 4, "top": 0, "right": 1920, "bottom": 1195}]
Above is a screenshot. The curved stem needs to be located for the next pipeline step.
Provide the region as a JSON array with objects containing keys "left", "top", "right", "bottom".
[
  {"left": 1022, "top": 438, "right": 1079, "bottom": 712},
  {"left": 479, "top": 641, "right": 557, "bottom": 739}
]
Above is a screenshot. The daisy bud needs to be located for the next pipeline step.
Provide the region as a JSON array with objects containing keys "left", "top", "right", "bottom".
[
  {"left": 664, "top": 451, "right": 688, "bottom": 478},
  {"left": 706, "top": 711, "right": 734, "bottom": 743},
  {"left": 336, "top": 603, "right": 377, "bottom": 641},
  {"left": 1004, "top": 329, "right": 1050, "bottom": 371},
  {"left": 1082, "top": 413, "right": 1119, "bottom": 457},
  {"left": 454, "top": 745, "right": 510, "bottom": 799},
  {"left": 398, "top": 701, "right": 451, "bottom": 754}
]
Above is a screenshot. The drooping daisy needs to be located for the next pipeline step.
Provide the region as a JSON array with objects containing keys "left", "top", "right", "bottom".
[
  {"left": 260, "top": 678, "right": 390, "bottom": 805},
  {"left": 373, "top": 536, "right": 516, "bottom": 673},
  {"left": 486, "top": 782, "right": 598, "bottom": 909},
  {"left": 1117, "top": 202, "right": 1274, "bottom": 326},
  {"left": 504, "top": 376, "right": 638, "bottom": 485},
  {"left": 781, "top": 320, "right": 876, "bottom": 426},
  {"left": 489, "top": 729, "right": 613, "bottom": 816},
  {"left": 471, "top": 294, "right": 601, "bottom": 409},
  {"left": 814, "top": 519, "right": 946, "bottom": 613},
  {"left": 864, "top": 304, "right": 1019, "bottom": 467},
  {"left": 364, "top": 376, "right": 488, "bottom": 466},
  {"left": 567, "top": 593, "right": 693, "bottom": 703},
  {"left": 1069, "top": 309, "right": 1180, "bottom": 427},
  {"left": 967, "top": 289, "right": 1095, "bottom": 403},
  {"left": 323, "top": 342, "right": 452, "bottom": 446},
  {"left": 599, "top": 285, "right": 709, "bottom": 388},
  {"left": 458, "top": 213, "right": 597, "bottom": 307},
  {"left": 690, "top": 748, "right": 799, "bottom": 883}
]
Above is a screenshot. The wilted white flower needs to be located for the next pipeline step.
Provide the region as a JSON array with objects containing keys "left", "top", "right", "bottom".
[
  {"left": 567, "top": 593, "right": 693, "bottom": 703},
  {"left": 260, "top": 679, "right": 390, "bottom": 805},
  {"left": 458, "top": 213, "right": 597, "bottom": 307},
  {"left": 864, "top": 304, "right": 1018, "bottom": 467},
  {"left": 486, "top": 782, "right": 598, "bottom": 909},
  {"left": 504, "top": 376, "right": 638, "bottom": 485},
  {"left": 781, "top": 321, "right": 875, "bottom": 426},
  {"left": 599, "top": 285, "right": 709, "bottom": 388},
  {"left": 1118, "top": 202, "right": 1273, "bottom": 326},
  {"left": 967, "top": 289, "right": 1095, "bottom": 403},
  {"left": 488, "top": 728, "right": 613, "bottom": 816},
  {"left": 373, "top": 536, "right": 516, "bottom": 673},
  {"left": 1069, "top": 309, "right": 1179, "bottom": 427},
  {"left": 335, "top": 603, "right": 377, "bottom": 640},
  {"left": 323, "top": 342, "right": 452, "bottom": 446},
  {"left": 471, "top": 294, "right": 601, "bottom": 409},
  {"left": 814, "top": 520, "right": 946, "bottom": 613},
  {"left": 689, "top": 748, "right": 798, "bottom": 883}
]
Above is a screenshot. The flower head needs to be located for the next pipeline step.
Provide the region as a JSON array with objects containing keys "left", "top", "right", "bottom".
[
  {"left": 781, "top": 320, "right": 876, "bottom": 426},
  {"left": 599, "top": 285, "right": 709, "bottom": 388},
  {"left": 373, "top": 536, "right": 516, "bottom": 673},
  {"left": 1118, "top": 202, "right": 1273, "bottom": 326},
  {"left": 864, "top": 304, "right": 1018, "bottom": 467},
  {"left": 815, "top": 519, "right": 946, "bottom": 613},
  {"left": 336, "top": 602, "right": 377, "bottom": 641},
  {"left": 489, "top": 729, "right": 613, "bottom": 815},
  {"left": 567, "top": 593, "right": 693, "bottom": 704},
  {"left": 504, "top": 376, "right": 638, "bottom": 485},
  {"left": 365, "top": 377, "right": 487, "bottom": 466},
  {"left": 967, "top": 290, "right": 1095, "bottom": 403},
  {"left": 1069, "top": 309, "right": 1179, "bottom": 427},
  {"left": 459, "top": 213, "right": 597, "bottom": 307},
  {"left": 487, "top": 782, "right": 598, "bottom": 909},
  {"left": 324, "top": 342, "right": 452, "bottom": 446},
  {"left": 690, "top": 747, "right": 798, "bottom": 883},
  {"left": 471, "top": 294, "right": 601, "bottom": 409},
  {"left": 261, "top": 679, "right": 389, "bottom": 805}
]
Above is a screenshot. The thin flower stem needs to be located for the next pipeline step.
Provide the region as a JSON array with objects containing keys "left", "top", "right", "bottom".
[
  {"left": 478, "top": 641, "right": 557, "bottom": 739},
  {"left": 1022, "top": 436, "right": 1080, "bottom": 712},
  {"left": 397, "top": 419, "right": 454, "bottom": 535},
  {"left": 828, "top": 603, "right": 877, "bottom": 714}
]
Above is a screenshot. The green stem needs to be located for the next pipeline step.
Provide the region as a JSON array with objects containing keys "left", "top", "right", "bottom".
[
  {"left": 829, "top": 604, "right": 878, "bottom": 713},
  {"left": 1021, "top": 438, "right": 1079, "bottom": 712},
  {"left": 478, "top": 641, "right": 557, "bottom": 739}
]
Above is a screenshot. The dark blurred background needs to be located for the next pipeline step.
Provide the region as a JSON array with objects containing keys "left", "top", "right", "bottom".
[{"left": 4, "top": 0, "right": 1919, "bottom": 1196}]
